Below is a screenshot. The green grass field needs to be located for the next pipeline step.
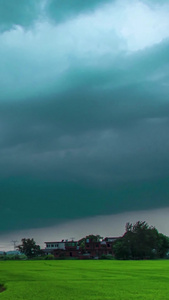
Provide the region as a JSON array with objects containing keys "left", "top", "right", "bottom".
[{"left": 0, "top": 260, "right": 169, "bottom": 300}]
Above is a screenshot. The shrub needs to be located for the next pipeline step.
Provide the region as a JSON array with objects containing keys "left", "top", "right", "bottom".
[
  {"left": 100, "top": 254, "right": 114, "bottom": 260},
  {"left": 45, "top": 254, "right": 55, "bottom": 260}
]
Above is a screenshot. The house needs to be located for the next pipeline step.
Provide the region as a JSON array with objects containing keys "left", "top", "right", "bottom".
[
  {"left": 65, "top": 241, "right": 81, "bottom": 258},
  {"left": 44, "top": 240, "right": 82, "bottom": 258},
  {"left": 44, "top": 240, "right": 65, "bottom": 255},
  {"left": 84, "top": 237, "right": 118, "bottom": 258},
  {"left": 44, "top": 236, "right": 119, "bottom": 259}
]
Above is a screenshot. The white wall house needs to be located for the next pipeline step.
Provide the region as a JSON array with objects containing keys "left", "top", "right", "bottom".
[{"left": 45, "top": 241, "right": 65, "bottom": 250}]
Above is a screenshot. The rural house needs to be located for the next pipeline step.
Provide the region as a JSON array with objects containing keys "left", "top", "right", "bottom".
[{"left": 44, "top": 236, "right": 119, "bottom": 259}]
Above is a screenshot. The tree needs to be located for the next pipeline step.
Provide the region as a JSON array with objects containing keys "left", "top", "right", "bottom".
[
  {"left": 156, "top": 233, "right": 169, "bottom": 258},
  {"left": 78, "top": 234, "right": 102, "bottom": 245},
  {"left": 17, "top": 238, "right": 42, "bottom": 258},
  {"left": 113, "top": 221, "right": 169, "bottom": 260},
  {"left": 78, "top": 235, "right": 103, "bottom": 253},
  {"left": 113, "top": 238, "right": 131, "bottom": 260}
]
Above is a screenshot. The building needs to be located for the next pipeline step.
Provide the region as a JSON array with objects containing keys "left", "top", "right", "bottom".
[
  {"left": 44, "top": 236, "right": 119, "bottom": 259},
  {"left": 44, "top": 240, "right": 65, "bottom": 255},
  {"left": 44, "top": 240, "right": 81, "bottom": 258},
  {"left": 84, "top": 237, "right": 118, "bottom": 258}
]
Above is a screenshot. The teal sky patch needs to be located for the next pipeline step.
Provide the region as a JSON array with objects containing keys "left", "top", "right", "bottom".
[{"left": 0, "top": 0, "right": 169, "bottom": 233}]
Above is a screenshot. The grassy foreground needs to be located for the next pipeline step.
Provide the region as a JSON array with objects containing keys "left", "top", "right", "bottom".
[{"left": 0, "top": 260, "right": 169, "bottom": 300}]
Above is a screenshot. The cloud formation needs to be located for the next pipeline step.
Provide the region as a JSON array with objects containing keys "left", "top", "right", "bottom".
[{"left": 0, "top": 0, "right": 169, "bottom": 234}]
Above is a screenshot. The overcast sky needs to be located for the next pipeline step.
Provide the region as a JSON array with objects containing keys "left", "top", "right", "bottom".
[{"left": 0, "top": 0, "right": 169, "bottom": 246}]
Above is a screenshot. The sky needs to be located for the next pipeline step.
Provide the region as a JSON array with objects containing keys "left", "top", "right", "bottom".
[{"left": 0, "top": 0, "right": 169, "bottom": 249}]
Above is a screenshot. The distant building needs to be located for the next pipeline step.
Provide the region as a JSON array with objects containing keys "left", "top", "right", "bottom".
[
  {"left": 84, "top": 237, "right": 118, "bottom": 258},
  {"left": 44, "top": 240, "right": 81, "bottom": 257},
  {"left": 44, "top": 241, "right": 65, "bottom": 251},
  {"left": 44, "top": 236, "right": 119, "bottom": 259}
]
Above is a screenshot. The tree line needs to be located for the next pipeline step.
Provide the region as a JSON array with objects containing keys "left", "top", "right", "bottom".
[
  {"left": 113, "top": 221, "right": 169, "bottom": 259},
  {"left": 1, "top": 221, "right": 168, "bottom": 260}
]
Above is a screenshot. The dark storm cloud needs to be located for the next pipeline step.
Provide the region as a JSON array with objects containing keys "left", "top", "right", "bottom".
[
  {"left": 0, "top": 0, "right": 41, "bottom": 31},
  {"left": 0, "top": 0, "right": 113, "bottom": 32},
  {"left": 46, "top": 0, "right": 113, "bottom": 23},
  {"left": 0, "top": 0, "right": 169, "bottom": 233}
]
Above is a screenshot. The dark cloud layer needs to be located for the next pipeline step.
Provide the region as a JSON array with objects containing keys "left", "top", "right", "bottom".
[
  {"left": 0, "top": 0, "right": 41, "bottom": 31},
  {"left": 0, "top": 0, "right": 112, "bottom": 32},
  {"left": 1, "top": 177, "right": 169, "bottom": 232},
  {"left": 0, "top": 0, "right": 169, "bottom": 233},
  {"left": 46, "top": 0, "right": 113, "bottom": 23}
]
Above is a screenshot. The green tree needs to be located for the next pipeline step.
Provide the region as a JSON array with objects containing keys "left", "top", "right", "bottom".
[
  {"left": 78, "top": 235, "right": 103, "bottom": 253},
  {"left": 78, "top": 234, "right": 102, "bottom": 246},
  {"left": 113, "top": 238, "right": 131, "bottom": 260},
  {"left": 156, "top": 233, "right": 169, "bottom": 258},
  {"left": 113, "top": 221, "right": 169, "bottom": 260},
  {"left": 85, "top": 234, "right": 103, "bottom": 242},
  {"left": 17, "top": 238, "right": 42, "bottom": 258}
]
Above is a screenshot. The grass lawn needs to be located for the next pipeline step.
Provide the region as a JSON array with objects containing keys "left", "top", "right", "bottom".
[{"left": 0, "top": 260, "right": 169, "bottom": 299}]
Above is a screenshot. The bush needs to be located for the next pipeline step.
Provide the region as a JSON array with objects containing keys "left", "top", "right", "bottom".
[
  {"left": 100, "top": 254, "right": 114, "bottom": 260},
  {"left": 0, "top": 254, "right": 27, "bottom": 260},
  {"left": 0, "top": 255, "right": 6, "bottom": 260},
  {"left": 29, "top": 256, "right": 45, "bottom": 260},
  {"left": 0, "top": 283, "right": 6, "bottom": 293},
  {"left": 45, "top": 254, "right": 55, "bottom": 260}
]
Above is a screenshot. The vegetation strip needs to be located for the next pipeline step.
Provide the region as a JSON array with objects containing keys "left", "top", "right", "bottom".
[{"left": 0, "top": 284, "right": 6, "bottom": 293}]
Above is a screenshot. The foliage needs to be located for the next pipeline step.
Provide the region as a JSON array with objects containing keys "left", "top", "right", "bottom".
[
  {"left": 0, "top": 254, "right": 27, "bottom": 260},
  {"left": 29, "top": 256, "right": 46, "bottom": 260},
  {"left": 78, "top": 234, "right": 103, "bottom": 255},
  {"left": 0, "top": 255, "right": 6, "bottom": 261},
  {"left": 100, "top": 254, "right": 114, "bottom": 260},
  {"left": 44, "top": 254, "right": 55, "bottom": 260},
  {"left": 113, "top": 239, "right": 131, "bottom": 260},
  {"left": 17, "top": 238, "right": 42, "bottom": 258},
  {"left": 156, "top": 233, "right": 169, "bottom": 258},
  {"left": 78, "top": 234, "right": 103, "bottom": 248},
  {"left": 113, "top": 221, "right": 169, "bottom": 260},
  {"left": 78, "top": 239, "right": 85, "bottom": 251},
  {"left": 0, "top": 283, "right": 6, "bottom": 293}
]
